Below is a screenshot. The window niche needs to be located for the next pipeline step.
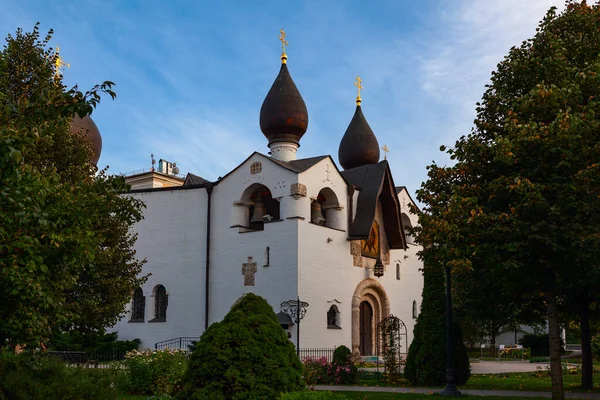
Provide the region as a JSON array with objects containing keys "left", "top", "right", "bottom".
[
  {"left": 327, "top": 305, "right": 341, "bottom": 329},
  {"left": 412, "top": 300, "right": 418, "bottom": 319},
  {"left": 310, "top": 188, "right": 343, "bottom": 230},
  {"left": 129, "top": 287, "right": 145, "bottom": 322},
  {"left": 396, "top": 263, "right": 401, "bottom": 280},
  {"left": 149, "top": 285, "right": 168, "bottom": 322},
  {"left": 232, "top": 183, "right": 281, "bottom": 232},
  {"left": 401, "top": 213, "right": 414, "bottom": 245}
]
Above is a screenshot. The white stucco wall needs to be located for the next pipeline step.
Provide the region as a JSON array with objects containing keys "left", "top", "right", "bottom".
[
  {"left": 209, "top": 153, "right": 300, "bottom": 325},
  {"left": 110, "top": 188, "right": 208, "bottom": 349}
]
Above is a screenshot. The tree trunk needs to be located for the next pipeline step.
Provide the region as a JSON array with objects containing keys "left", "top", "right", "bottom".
[
  {"left": 547, "top": 290, "right": 564, "bottom": 400},
  {"left": 579, "top": 294, "right": 593, "bottom": 390}
]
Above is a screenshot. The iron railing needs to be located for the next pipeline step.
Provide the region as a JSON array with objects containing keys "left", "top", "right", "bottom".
[
  {"left": 154, "top": 337, "right": 200, "bottom": 351},
  {"left": 47, "top": 349, "right": 129, "bottom": 365},
  {"left": 298, "top": 347, "right": 337, "bottom": 363}
]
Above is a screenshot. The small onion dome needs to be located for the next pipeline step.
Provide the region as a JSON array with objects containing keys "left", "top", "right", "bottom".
[
  {"left": 338, "top": 105, "right": 380, "bottom": 170},
  {"left": 70, "top": 114, "right": 102, "bottom": 165},
  {"left": 259, "top": 62, "right": 308, "bottom": 146}
]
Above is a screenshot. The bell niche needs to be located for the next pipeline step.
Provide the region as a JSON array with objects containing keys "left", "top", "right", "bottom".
[{"left": 232, "top": 183, "right": 281, "bottom": 232}]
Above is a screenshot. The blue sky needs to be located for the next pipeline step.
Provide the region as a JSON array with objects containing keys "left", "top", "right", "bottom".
[{"left": 2, "top": 0, "right": 561, "bottom": 199}]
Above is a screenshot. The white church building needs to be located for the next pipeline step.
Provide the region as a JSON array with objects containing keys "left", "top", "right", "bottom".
[{"left": 110, "top": 41, "right": 424, "bottom": 359}]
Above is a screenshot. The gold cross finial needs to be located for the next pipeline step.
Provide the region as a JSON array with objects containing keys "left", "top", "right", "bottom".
[
  {"left": 382, "top": 145, "right": 389, "bottom": 160},
  {"left": 53, "top": 45, "right": 70, "bottom": 81},
  {"left": 354, "top": 75, "right": 363, "bottom": 105},
  {"left": 279, "top": 29, "right": 288, "bottom": 64}
]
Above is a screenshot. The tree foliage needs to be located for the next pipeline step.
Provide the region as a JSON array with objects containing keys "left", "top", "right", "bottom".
[
  {"left": 404, "top": 265, "right": 470, "bottom": 386},
  {"left": 0, "top": 24, "right": 146, "bottom": 347},
  {"left": 179, "top": 293, "right": 304, "bottom": 399},
  {"left": 412, "top": 2, "right": 600, "bottom": 398}
]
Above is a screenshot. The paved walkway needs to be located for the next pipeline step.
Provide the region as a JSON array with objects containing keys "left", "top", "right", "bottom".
[
  {"left": 360, "top": 361, "right": 552, "bottom": 375},
  {"left": 315, "top": 385, "right": 600, "bottom": 399},
  {"left": 471, "top": 361, "right": 550, "bottom": 374}
]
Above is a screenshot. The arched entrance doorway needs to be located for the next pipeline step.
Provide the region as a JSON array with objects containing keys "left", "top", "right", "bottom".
[
  {"left": 359, "top": 301, "right": 373, "bottom": 355},
  {"left": 352, "top": 278, "right": 390, "bottom": 358}
]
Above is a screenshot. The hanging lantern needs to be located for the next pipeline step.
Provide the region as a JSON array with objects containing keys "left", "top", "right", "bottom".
[{"left": 374, "top": 258, "right": 384, "bottom": 278}]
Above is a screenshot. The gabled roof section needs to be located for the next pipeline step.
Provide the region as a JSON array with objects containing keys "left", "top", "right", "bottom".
[
  {"left": 215, "top": 152, "right": 324, "bottom": 185},
  {"left": 184, "top": 173, "right": 209, "bottom": 186},
  {"left": 396, "top": 186, "right": 421, "bottom": 213},
  {"left": 269, "top": 155, "right": 329, "bottom": 173},
  {"left": 342, "top": 161, "right": 407, "bottom": 250}
]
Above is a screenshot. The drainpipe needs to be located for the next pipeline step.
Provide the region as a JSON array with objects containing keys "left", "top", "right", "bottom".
[{"left": 204, "top": 182, "right": 214, "bottom": 330}]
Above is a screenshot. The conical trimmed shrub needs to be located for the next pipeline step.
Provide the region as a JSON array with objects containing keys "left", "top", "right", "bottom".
[
  {"left": 179, "top": 293, "right": 304, "bottom": 399},
  {"left": 404, "top": 265, "right": 470, "bottom": 386}
]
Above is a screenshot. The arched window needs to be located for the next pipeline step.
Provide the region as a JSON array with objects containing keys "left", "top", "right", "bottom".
[
  {"left": 401, "top": 213, "right": 414, "bottom": 245},
  {"left": 396, "top": 263, "right": 401, "bottom": 280},
  {"left": 130, "top": 287, "right": 145, "bottom": 322},
  {"left": 412, "top": 300, "right": 418, "bottom": 319},
  {"left": 151, "top": 285, "right": 168, "bottom": 322},
  {"left": 327, "top": 305, "right": 341, "bottom": 329},
  {"left": 312, "top": 188, "right": 343, "bottom": 230}
]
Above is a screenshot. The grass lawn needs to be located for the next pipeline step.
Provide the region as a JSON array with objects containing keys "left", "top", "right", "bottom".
[
  {"left": 353, "top": 370, "right": 600, "bottom": 393},
  {"left": 338, "top": 393, "right": 549, "bottom": 399},
  {"left": 464, "top": 371, "right": 600, "bottom": 392}
]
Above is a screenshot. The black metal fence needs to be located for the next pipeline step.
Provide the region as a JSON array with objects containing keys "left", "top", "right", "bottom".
[
  {"left": 154, "top": 337, "right": 200, "bottom": 351},
  {"left": 47, "top": 349, "right": 129, "bottom": 366},
  {"left": 298, "top": 347, "right": 337, "bottom": 362}
]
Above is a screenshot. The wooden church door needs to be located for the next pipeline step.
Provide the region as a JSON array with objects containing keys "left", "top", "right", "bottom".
[{"left": 359, "top": 301, "right": 373, "bottom": 355}]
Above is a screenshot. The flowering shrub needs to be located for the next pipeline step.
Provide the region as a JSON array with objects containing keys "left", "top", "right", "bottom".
[
  {"left": 302, "top": 356, "right": 328, "bottom": 389},
  {"left": 301, "top": 356, "right": 357, "bottom": 388},
  {"left": 123, "top": 348, "right": 187, "bottom": 396}
]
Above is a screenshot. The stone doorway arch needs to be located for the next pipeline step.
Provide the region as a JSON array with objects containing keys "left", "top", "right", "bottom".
[{"left": 352, "top": 278, "right": 390, "bottom": 358}]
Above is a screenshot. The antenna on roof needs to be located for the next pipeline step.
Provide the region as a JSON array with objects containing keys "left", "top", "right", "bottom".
[{"left": 151, "top": 153, "right": 156, "bottom": 172}]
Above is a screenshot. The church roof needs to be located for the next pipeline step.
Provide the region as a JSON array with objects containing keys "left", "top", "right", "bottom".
[
  {"left": 269, "top": 155, "right": 329, "bottom": 173},
  {"left": 338, "top": 105, "right": 380, "bottom": 170},
  {"left": 342, "top": 161, "right": 407, "bottom": 250},
  {"left": 259, "top": 62, "right": 309, "bottom": 146},
  {"left": 184, "top": 173, "right": 209, "bottom": 186}
]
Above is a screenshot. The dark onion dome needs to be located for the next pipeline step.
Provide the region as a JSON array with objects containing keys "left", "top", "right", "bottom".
[
  {"left": 259, "top": 61, "right": 309, "bottom": 146},
  {"left": 70, "top": 114, "right": 102, "bottom": 165},
  {"left": 338, "top": 105, "right": 380, "bottom": 170}
]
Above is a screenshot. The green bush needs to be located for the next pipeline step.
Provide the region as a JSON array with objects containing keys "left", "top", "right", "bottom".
[
  {"left": 179, "top": 293, "right": 304, "bottom": 399},
  {"left": 123, "top": 348, "right": 187, "bottom": 396},
  {"left": 404, "top": 266, "right": 470, "bottom": 386},
  {"left": 0, "top": 351, "right": 118, "bottom": 400},
  {"left": 519, "top": 334, "right": 550, "bottom": 357},
  {"left": 281, "top": 391, "right": 347, "bottom": 400},
  {"left": 332, "top": 346, "right": 351, "bottom": 365}
]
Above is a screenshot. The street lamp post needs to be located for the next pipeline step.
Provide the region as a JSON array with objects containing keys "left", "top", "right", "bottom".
[
  {"left": 281, "top": 297, "right": 309, "bottom": 356},
  {"left": 440, "top": 265, "right": 461, "bottom": 397}
]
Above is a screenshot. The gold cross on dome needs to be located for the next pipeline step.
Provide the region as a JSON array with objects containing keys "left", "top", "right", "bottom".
[
  {"left": 279, "top": 29, "right": 288, "bottom": 53},
  {"left": 53, "top": 46, "right": 70, "bottom": 80},
  {"left": 382, "top": 145, "right": 389, "bottom": 160},
  {"left": 354, "top": 76, "right": 363, "bottom": 105}
]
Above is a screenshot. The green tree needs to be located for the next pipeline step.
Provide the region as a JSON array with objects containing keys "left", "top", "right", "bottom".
[
  {"left": 0, "top": 24, "right": 147, "bottom": 347},
  {"left": 404, "top": 264, "right": 470, "bottom": 386},
  {"left": 414, "top": 2, "right": 600, "bottom": 398},
  {"left": 180, "top": 293, "right": 304, "bottom": 399}
]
